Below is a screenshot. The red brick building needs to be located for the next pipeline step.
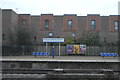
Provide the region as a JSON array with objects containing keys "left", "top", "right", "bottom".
[{"left": 1, "top": 9, "right": 119, "bottom": 45}]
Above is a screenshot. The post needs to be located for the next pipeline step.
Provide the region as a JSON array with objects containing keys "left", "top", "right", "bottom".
[
  {"left": 46, "top": 43, "right": 48, "bottom": 56},
  {"left": 59, "top": 43, "right": 60, "bottom": 57},
  {"left": 46, "top": 43, "right": 48, "bottom": 52},
  {"left": 22, "top": 45, "right": 25, "bottom": 56}
]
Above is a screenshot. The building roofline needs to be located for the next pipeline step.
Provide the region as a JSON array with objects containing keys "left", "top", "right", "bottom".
[
  {"left": 100, "top": 16, "right": 109, "bottom": 17},
  {"left": 2, "top": 9, "right": 13, "bottom": 11},
  {"left": 18, "top": 14, "right": 30, "bottom": 15},
  {"left": 54, "top": 15, "right": 63, "bottom": 17},
  {"left": 41, "top": 14, "right": 53, "bottom": 15},
  {"left": 2, "top": 9, "right": 18, "bottom": 14},
  {"left": 77, "top": 16, "right": 87, "bottom": 17},
  {"left": 64, "top": 14, "right": 77, "bottom": 16},
  {"left": 31, "top": 15, "right": 40, "bottom": 17},
  {"left": 110, "top": 15, "right": 120, "bottom": 16},
  {"left": 2, "top": 9, "right": 120, "bottom": 17},
  {"left": 87, "top": 14, "right": 100, "bottom": 16}
]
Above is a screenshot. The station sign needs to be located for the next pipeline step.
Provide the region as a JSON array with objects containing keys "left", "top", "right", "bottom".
[{"left": 43, "top": 38, "right": 64, "bottom": 43}]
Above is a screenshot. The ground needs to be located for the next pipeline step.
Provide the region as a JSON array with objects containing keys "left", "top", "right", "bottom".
[{"left": 1, "top": 56, "right": 119, "bottom": 62}]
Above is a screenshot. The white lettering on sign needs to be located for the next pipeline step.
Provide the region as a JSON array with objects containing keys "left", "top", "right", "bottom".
[{"left": 43, "top": 38, "right": 64, "bottom": 43}]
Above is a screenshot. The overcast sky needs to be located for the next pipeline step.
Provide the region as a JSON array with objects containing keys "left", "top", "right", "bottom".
[{"left": 0, "top": 0, "right": 119, "bottom": 16}]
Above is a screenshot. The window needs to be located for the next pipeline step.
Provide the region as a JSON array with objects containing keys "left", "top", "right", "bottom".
[
  {"left": 91, "top": 20, "right": 96, "bottom": 29},
  {"left": 114, "top": 21, "right": 119, "bottom": 30},
  {"left": 48, "top": 32, "right": 53, "bottom": 37},
  {"left": 21, "top": 19, "right": 27, "bottom": 27},
  {"left": 68, "top": 20, "right": 72, "bottom": 29},
  {"left": 44, "top": 20, "right": 49, "bottom": 29},
  {"left": 2, "top": 33, "right": 5, "bottom": 40}
]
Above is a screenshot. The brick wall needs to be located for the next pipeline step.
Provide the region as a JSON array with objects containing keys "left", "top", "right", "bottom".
[
  {"left": 63, "top": 14, "right": 77, "bottom": 31},
  {"left": 87, "top": 14, "right": 101, "bottom": 31},
  {"left": 40, "top": 14, "right": 54, "bottom": 31},
  {"left": 109, "top": 15, "right": 119, "bottom": 32},
  {"left": 2, "top": 9, "right": 119, "bottom": 45},
  {"left": 18, "top": 14, "right": 31, "bottom": 28}
]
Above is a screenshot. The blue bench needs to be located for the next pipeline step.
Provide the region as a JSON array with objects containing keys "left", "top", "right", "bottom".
[
  {"left": 33, "top": 52, "right": 50, "bottom": 57},
  {"left": 100, "top": 53, "right": 118, "bottom": 58}
]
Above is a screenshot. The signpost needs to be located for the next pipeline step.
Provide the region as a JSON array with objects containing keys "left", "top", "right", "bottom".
[{"left": 43, "top": 38, "right": 64, "bottom": 57}]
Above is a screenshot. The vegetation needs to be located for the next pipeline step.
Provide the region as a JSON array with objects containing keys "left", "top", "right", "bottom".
[
  {"left": 63, "top": 37, "right": 75, "bottom": 45},
  {"left": 78, "top": 31, "right": 100, "bottom": 46},
  {"left": 63, "top": 31, "right": 101, "bottom": 46},
  {"left": 15, "top": 26, "right": 32, "bottom": 45}
]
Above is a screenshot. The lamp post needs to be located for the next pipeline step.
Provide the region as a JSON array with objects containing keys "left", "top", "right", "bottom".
[{"left": 52, "top": 20, "right": 55, "bottom": 37}]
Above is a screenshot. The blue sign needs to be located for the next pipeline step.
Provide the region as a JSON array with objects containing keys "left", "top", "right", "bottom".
[{"left": 43, "top": 38, "right": 64, "bottom": 43}]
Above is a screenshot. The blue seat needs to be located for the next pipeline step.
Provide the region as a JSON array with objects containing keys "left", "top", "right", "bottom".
[
  {"left": 100, "top": 53, "right": 118, "bottom": 57},
  {"left": 33, "top": 52, "right": 37, "bottom": 55},
  {"left": 103, "top": 53, "right": 107, "bottom": 56},
  {"left": 106, "top": 53, "right": 110, "bottom": 56},
  {"left": 114, "top": 53, "right": 118, "bottom": 56},
  {"left": 33, "top": 52, "right": 49, "bottom": 57},
  {"left": 44, "top": 52, "right": 47, "bottom": 56},
  {"left": 42, "top": 52, "right": 46, "bottom": 56},
  {"left": 110, "top": 53, "right": 113, "bottom": 56},
  {"left": 40, "top": 52, "right": 43, "bottom": 55},
  {"left": 38, "top": 52, "right": 41, "bottom": 55},
  {"left": 100, "top": 53, "right": 104, "bottom": 56}
]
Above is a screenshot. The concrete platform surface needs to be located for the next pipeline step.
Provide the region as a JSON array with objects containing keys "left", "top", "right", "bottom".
[{"left": 0, "top": 56, "right": 119, "bottom": 62}]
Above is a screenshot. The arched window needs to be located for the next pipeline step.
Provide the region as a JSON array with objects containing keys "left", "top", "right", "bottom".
[
  {"left": 68, "top": 20, "right": 72, "bottom": 29},
  {"left": 91, "top": 20, "right": 96, "bottom": 29},
  {"left": 114, "top": 21, "right": 119, "bottom": 30},
  {"left": 44, "top": 20, "right": 49, "bottom": 29}
]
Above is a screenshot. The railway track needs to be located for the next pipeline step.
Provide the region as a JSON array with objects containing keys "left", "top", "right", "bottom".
[{"left": 2, "top": 68, "right": 120, "bottom": 79}]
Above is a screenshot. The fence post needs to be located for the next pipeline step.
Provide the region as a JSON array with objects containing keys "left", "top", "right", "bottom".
[
  {"left": 22, "top": 45, "right": 25, "bottom": 56},
  {"left": 87, "top": 46, "right": 89, "bottom": 56}
]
